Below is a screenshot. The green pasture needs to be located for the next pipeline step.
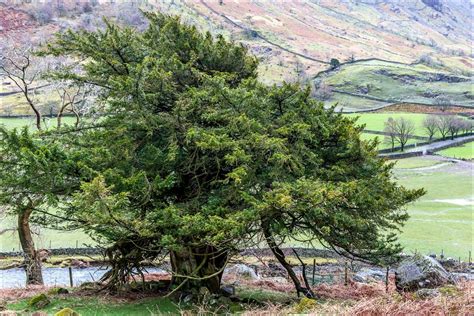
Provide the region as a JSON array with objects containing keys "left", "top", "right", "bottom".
[
  {"left": 393, "top": 160, "right": 472, "bottom": 259},
  {"left": 437, "top": 141, "right": 474, "bottom": 160},
  {"left": 392, "top": 157, "right": 447, "bottom": 169},
  {"left": 322, "top": 60, "right": 474, "bottom": 109},
  {"left": 0, "top": 116, "right": 79, "bottom": 130},
  {"left": 8, "top": 296, "right": 179, "bottom": 316},
  {"left": 360, "top": 132, "right": 418, "bottom": 150},
  {"left": 347, "top": 112, "right": 429, "bottom": 136}
]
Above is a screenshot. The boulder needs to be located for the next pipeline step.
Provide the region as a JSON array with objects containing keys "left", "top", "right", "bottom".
[
  {"left": 395, "top": 255, "right": 454, "bottom": 292},
  {"left": 28, "top": 293, "right": 50, "bottom": 309},
  {"left": 452, "top": 273, "right": 474, "bottom": 282},
  {"left": 225, "top": 264, "right": 259, "bottom": 280},
  {"left": 353, "top": 268, "right": 386, "bottom": 283},
  {"left": 220, "top": 285, "right": 235, "bottom": 297}
]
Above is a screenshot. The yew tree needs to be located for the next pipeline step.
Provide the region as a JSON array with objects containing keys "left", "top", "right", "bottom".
[{"left": 35, "top": 13, "right": 423, "bottom": 295}]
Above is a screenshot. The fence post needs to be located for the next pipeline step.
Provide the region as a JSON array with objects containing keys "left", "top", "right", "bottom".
[
  {"left": 469, "top": 251, "right": 472, "bottom": 265},
  {"left": 68, "top": 267, "right": 73, "bottom": 287},
  {"left": 385, "top": 266, "right": 389, "bottom": 293},
  {"left": 75, "top": 240, "right": 78, "bottom": 249},
  {"left": 344, "top": 261, "right": 348, "bottom": 286},
  {"left": 441, "top": 249, "right": 444, "bottom": 259},
  {"left": 49, "top": 240, "right": 52, "bottom": 249},
  {"left": 312, "top": 258, "right": 316, "bottom": 286}
]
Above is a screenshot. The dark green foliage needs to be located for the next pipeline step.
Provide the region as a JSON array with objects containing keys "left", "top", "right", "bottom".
[
  {"left": 330, "top": 58, "right": 340, "bottom": 69},
  {"left": 1, "top": 13, "right": 423, "bottom": 292}
]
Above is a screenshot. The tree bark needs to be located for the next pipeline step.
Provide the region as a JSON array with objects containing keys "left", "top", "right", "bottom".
[
  {"left": 18, "top": 207, "right": 43, "bottom": 285},
  {"left": 262, "top": 220, "right": 315, "bottom": 298},
  {"left": 170, "top": 246, "right": 227, "bottom": 294}
]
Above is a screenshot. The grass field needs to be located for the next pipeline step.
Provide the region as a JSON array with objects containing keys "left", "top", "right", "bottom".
[
  {"left": 437, "top": 142, "right": 474, "bottom": 160},
  {"left": 393, "top": 158, "right": 472, "bottom": 259},
  {"left": 322, "top": 60, "right": 474, "bottom": 110},
  {"left": 391, "top": 157, "right": 447, "bottom": 169},
  {"left": 8, "top": 296, "right": 179, "bottom": 315},
  {"left": 347, "top": 112, "right": 429, "bottom": 136},
  {"left": 0, "top": 117, "right": 79, "bottom": 130},
  {"left": 360, "top": 133, "right": 418, "bottom": 150}
]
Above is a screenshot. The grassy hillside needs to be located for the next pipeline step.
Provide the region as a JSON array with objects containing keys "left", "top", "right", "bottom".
[
  {"left": 1, "top": 0, "right": 473, "bottom": 113},
  {"left": 320, "top": 60, "right": 473, "bottom": 111}
]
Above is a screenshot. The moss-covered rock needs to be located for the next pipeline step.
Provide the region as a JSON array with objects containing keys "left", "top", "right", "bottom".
[
  {"left": 27, "top": 293, "right": 50, "bottom": 309},
  {"left": 54, "top": 308, "right": 79, "bottom": 316}
]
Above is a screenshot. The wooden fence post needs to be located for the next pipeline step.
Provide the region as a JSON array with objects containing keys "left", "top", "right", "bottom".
[
  {"left": 385, "top": 266, "right": 389, "bottom": 293},
  {"left": 344, "top": 262, "right": 348, "bottom": 286},
  {"left": 312, "top": 258, "right": 316, "bottom": 286},
  {"left": 68, "top": 267, "right": 73, "bottom": 287}
]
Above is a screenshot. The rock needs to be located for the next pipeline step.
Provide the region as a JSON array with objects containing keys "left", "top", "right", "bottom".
[
  {"left": 395, "top": 255, "right": 454, "bottom": 292},
  {"left": 47, "top": 287, "right": 69, "bottom": 295},
  {"left": 54, "top": 308, "right": 79, "bottom": 316},
  {"left": 28, "top": 293, "right": 50, "bottom": 309},
  {"left": 225, "top": 264, "right": 259, "bottom": 280},
  {"left": 220, "top": 285, "right": 235, "bottom": 297},
  {"left": 451, "top": 273, "right": 474, "bottom": 282},
  {"left": 415, "top": 288, "right": 440, "bottom": 299},
  {"left": 353, "top": 268, "right": 386, "bottom": 283}
]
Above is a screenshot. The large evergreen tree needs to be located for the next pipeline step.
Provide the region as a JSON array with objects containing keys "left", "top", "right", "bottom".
[{"left": 1, "top": 13, "right": 423, "bottom": 295}]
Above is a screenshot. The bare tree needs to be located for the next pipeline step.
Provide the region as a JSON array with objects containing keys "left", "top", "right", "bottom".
[
  {"left": 447, "top": 117, "right": 464, "bottom": 140},
  {"left": 393, "top": 118, "right": 415, "bottom": 152},
  {"left": 384, "top": 117, "right": 397, "bottom": 152},
  {"left": 434, "top": 95, "right": 451, "bottom": 112},
  {"left": 460, "top": 120, "right": 473, "bottom": 135},
  {"left": 313, "top": 83, "right": 333, "bottom": 101},
  {"left": 0, "top": 47, "right": 43, "bottom": 130},
  {"left": 436, "top": 115, "right": 453, "bottom": 139},
  {"left": 422, "top": 115, "right": 438, "bottom": 142},
  {"left": 54, "top": 83, "right": 91, "bottom": 128}
]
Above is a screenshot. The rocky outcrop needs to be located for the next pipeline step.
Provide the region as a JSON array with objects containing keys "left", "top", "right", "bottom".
[
  {"left": 395, "top": 255, "right": 454, "bottom": 292},
  {"left": 353, "top": 268, "right": 386, "bottom": 283},
  {"left": 224, "top": 264, "right": 259, "bottom": 280}
]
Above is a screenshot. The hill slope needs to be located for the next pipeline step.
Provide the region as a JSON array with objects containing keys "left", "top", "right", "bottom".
[{"left": 0, "top": 0, "right": 472, "bottom": 113}]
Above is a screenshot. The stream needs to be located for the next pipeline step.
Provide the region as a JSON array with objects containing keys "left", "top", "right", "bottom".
[{"left": 0, "top": 267, "right": 164, "bottom": 289}]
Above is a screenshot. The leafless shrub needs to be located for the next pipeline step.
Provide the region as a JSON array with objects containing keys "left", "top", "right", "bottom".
[
  {"left": 434, "top": 95, "right": 451, "bottom": 112},
  {"left": 384, "top": 117, "right": 415, "bottom": 151},
  {"left": 422, "top": 115, "right": 438, "bottom": 141},
  {"left": 313, "top": 83, "right": 333, "bottom": 101}
]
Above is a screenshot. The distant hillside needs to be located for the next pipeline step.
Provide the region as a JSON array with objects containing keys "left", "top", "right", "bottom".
[{"left": 0, "top": 0, "right": 472, "bottom": 114}]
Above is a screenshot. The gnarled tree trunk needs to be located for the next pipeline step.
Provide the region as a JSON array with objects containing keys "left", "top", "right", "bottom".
[
  {"left": 18, "top": 207, "right": 43, "bottom": 285},
  {"left": 262, "top": 219, "right": 315, "bottom": 298},
  {"left": 170, "top": 246, "right": 227, "bottom": 294}
]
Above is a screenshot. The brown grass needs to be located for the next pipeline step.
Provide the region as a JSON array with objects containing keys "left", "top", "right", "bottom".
[{"left": 242, "top": 280, "right": 474, "bottom": 315}]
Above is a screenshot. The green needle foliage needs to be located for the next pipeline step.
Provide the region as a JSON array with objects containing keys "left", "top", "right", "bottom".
[{"left": 1, "top": 13, "right": 424, "bottom": 294}]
